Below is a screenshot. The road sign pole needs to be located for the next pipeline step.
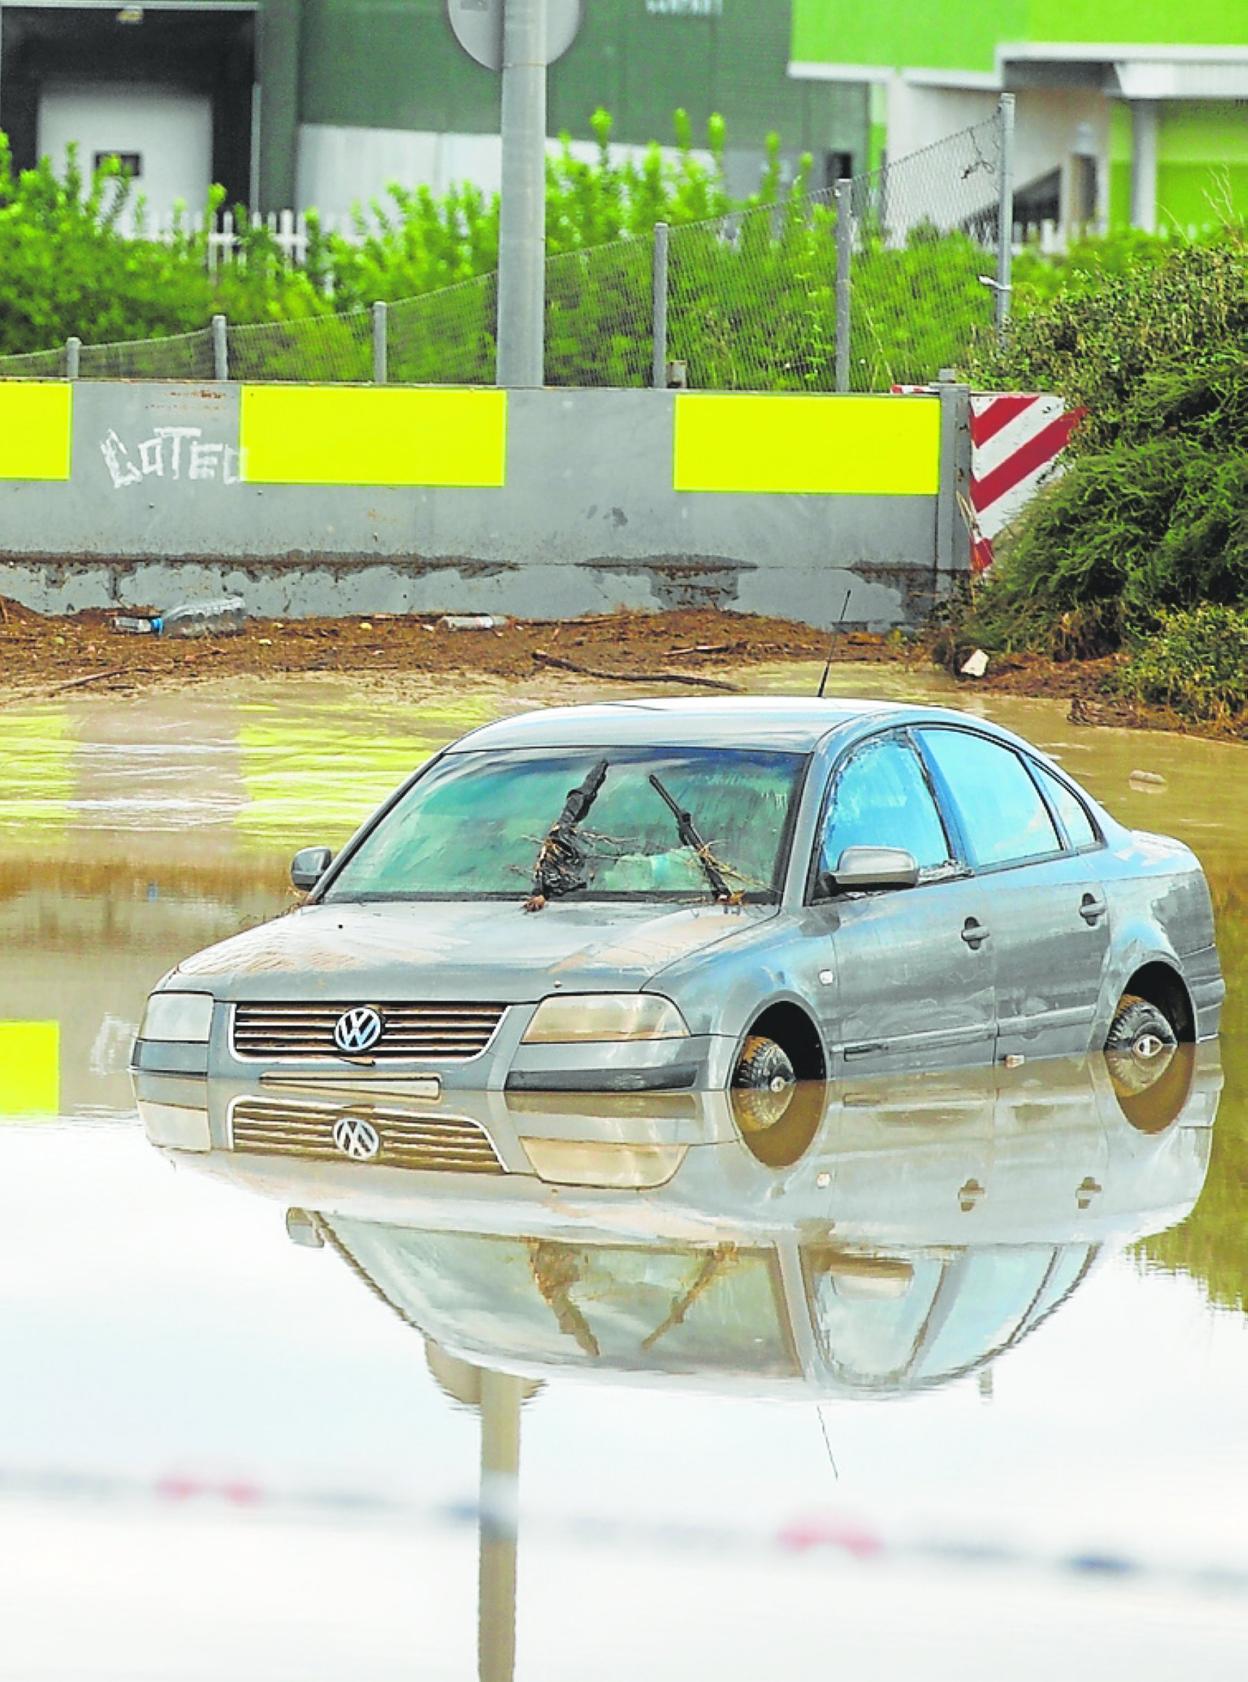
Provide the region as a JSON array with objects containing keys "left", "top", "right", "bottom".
[{"left": 497, "top": 0, "right": 547, "bottom": 389}]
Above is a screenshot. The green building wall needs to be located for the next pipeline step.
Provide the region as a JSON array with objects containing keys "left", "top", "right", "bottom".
[
  {"left": 299, "top": 0, "right": 865, "bottom": 163},
  {"left": 790, "top": 0, "right": 1248, "bottom": 74},
  {"left": 1109, "top": 100, "right": 1248, "bottom": 229}
]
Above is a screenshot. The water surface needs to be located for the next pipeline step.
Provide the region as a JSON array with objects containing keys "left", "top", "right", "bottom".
[{"left": 1, "top": 667, "right": 1244, "bottom": 1680}]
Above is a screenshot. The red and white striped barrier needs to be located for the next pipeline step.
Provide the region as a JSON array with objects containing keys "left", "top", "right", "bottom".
[
  {"left": 890, "top": 386, "right": 1085, "bottom": 573},
  {"left": 968, "top": 392, "right": 1085, "bottom": 572}
]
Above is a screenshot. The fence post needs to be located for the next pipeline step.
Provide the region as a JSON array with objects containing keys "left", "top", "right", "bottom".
[
  {"left": 65, "top": 337, "right": 81, "bottom": 380},
  {"left": 834, "top": 178, "right": 852, "bottom": 394},
  {"left": 934, "top": 370, "right": 973, "bottom": 597},
  {"left": 212, "top": 313, "right": 229, "bottom": 381},
  {"left": 651, "top": 221, "right": 669, "bottom": 390},
  {"left": 995, "top": 93, "right": 1016, "bottom": 338},
  {"left": 373, "top": 300, "right": 388, "bottom": 384}
]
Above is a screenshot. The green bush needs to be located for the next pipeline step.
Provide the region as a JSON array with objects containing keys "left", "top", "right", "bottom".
[
  {"left": 956, "top": 236, "right": 1248, "bottom": 655},
  {"left": 1115, "top": 605, "right": 1248, "bottom": 723}
]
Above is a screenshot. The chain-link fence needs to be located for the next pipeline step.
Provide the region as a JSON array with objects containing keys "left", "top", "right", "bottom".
[
  {"left": 76, "top": 327, "right": 216, "bottom": 380},
  {"left": 0, "top": 107, "right": 1010, "bottom": 393}
]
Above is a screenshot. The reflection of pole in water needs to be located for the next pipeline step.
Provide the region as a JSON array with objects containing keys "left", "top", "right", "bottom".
[
  {"left": 425, "top": 1343, "right": 535, "bottom": 1682},
  {"left": 478, "top": 1370, "right": 525, "bottom": 1682}
]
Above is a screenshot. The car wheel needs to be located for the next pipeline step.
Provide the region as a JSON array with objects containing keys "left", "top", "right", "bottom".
[
  {"left": 1110, "top": 982, "right": 1190, "bottom": 1116},
  {"left": 732, "top": 1035, "right": 823, "bottom": 1167},
  {"left": 1105, "top": 994, "right": 1177, "bottom": 1063},
  {"left": 733, "top": 1034, "right": 796, "bottom": 1096}
]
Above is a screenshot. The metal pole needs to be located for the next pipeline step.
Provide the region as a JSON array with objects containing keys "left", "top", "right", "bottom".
[
  {"left": 211, "top": 313, "right": 229, "bottom": 381},
  {"left": 65, "top": 337, "right": 81, "bottom": 380},
  {"left": 497, "top": 0, "right": 547, "bottom": 389},
  {"left": 651, "top": 221, "right": 669, "bottom": 389},
  {"left": 372, "top": 300, "right": 388, "bottom": 384},
  {"left": 834, "top": 178, "right": 852, "bottom": 394},
  {"left": 995, "top": 93, "right": 1016, "bottom": 338}
]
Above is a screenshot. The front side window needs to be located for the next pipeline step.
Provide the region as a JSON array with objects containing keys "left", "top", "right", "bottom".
[
  {"left": 322, "top": 745, "right": 805, "bottom": 902},
  {"left": 819, "top": 734, "right": 951, "bottom": 878},
  {"left": 917, "top": 729, "right": 1060, "bottom": 869}
]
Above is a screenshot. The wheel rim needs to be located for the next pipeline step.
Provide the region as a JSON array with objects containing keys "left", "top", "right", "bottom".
[{"left": 1133, "top": 1032, "right": 1166, "bottom": 1060}]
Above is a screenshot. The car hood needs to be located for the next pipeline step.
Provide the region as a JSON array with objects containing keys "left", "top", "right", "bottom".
[{"left": 174, "top": 898, "right": 780, "bottom": 1002}]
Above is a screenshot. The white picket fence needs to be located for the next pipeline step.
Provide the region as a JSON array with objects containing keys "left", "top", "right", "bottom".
[{"left": 204, "top": 208, "right": 363, "bottom": 274}]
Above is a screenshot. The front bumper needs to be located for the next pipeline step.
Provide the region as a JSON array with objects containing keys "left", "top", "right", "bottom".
[{"left": 130, "top": 997, "right": 737, "bottom": 1096}]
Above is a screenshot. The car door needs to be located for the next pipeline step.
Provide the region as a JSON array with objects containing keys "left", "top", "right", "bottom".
[
  {"left": 808, "top": 731, "right": 996, "bottom": 1073},
  {"left": 914, "top": 728, "right": 1112, "bottom": 1061}
]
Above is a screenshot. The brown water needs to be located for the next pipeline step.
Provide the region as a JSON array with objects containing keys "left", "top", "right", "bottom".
[{"left": 1, "top": 666, "right": 1245, "bottom": 1680}]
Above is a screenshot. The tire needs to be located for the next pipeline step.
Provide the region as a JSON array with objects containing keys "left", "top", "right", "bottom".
[
  {"left": 731, "top": 1034, "right": 824, "bottom": 1166},
  {"left": 1105, "top": 994, "right": 1177, "bottom": 1062},
  {"left": 1104, "top": 994, "right": 1180, "bottom": 1117},
  {"left": 733, "top": 1034, "right": 796, "bottom": 1096}
]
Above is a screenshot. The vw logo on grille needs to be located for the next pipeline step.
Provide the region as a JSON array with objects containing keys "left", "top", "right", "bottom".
[
  {"left": 333, "top": 1006, "right": 383, "bottom": 1053},
  {"left": 332, "top": 1115, "right": 381, "bottom": 1161}
]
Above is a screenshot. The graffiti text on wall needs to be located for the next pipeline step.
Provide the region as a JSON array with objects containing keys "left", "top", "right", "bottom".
[{"left": 101, "top": 427, "right": 245, "bottom": 491}]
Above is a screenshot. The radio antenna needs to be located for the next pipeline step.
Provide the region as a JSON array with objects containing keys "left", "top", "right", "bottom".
[{"left": 816, "top": 587, "right": 853, "bottom": 699}]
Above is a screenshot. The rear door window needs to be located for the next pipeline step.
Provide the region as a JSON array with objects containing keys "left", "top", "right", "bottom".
[{"left": 917, "top": 729, "right": 1061, "bottom": 869}]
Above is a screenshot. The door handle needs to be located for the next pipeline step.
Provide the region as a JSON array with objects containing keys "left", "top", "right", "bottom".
[
  {"left": 1079, "top": 892, "right": 1108, "bottom": 926},
  {"left": 961, "top": 917, "right": 990, "bottom": 949}
]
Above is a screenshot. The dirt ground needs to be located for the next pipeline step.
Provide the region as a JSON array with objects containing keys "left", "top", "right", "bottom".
[{"left": 0, "top": 595, "right": 1236, "bottom": 739}]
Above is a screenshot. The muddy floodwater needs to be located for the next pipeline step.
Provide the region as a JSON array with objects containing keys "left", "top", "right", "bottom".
[{"left": 1, "top": 663, "right": 1245, "bottom": 1681}]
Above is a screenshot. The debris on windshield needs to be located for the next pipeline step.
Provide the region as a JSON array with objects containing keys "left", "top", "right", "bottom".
[
  {"left": 524, "top": 757, "right": 609, "bottom": 911},
  {"left": 647, "top": 772, "right": 742, "bottom": 906}
]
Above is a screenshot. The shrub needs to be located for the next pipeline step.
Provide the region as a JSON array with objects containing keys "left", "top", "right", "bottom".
[
  {"left": 956, "top": 236, "right": 1248, "bottom": 656},
  {"left": 1115, "top": 605, "right": 1248, "bottom": 723}
]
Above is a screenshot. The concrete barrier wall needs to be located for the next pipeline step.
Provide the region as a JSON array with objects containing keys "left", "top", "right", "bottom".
[{"left": 0, "top": 382, "right": 970, "bottom": 628}]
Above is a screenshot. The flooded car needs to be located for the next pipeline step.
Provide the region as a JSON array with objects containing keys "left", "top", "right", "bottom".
[{"left": 131, "top": 699, "right": 1224, "bottom": 1101}]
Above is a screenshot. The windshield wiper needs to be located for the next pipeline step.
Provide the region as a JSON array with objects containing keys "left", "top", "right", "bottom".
[
  {"left": 525, "top": 757, "right": 609, "bottom": 911},
  {"left": 647, "top": 772, "right": 733, "bottom": 902}
]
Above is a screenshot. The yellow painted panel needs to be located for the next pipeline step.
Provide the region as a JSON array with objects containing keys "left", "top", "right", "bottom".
[
  {"left": 240, "top": 386, "right": 507, "bottom": 487},
  {"left": 673, "top": 393, "right": 940, "bottom": 496},
  {"left": 0, "top": 1022, "right": 60, "bottom": 1117},
  {"left": 0, "top": 383, "right": 72, "bottom": 480}
]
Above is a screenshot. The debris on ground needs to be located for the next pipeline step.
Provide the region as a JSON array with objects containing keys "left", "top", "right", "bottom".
[
  {"left": 960, "top": 648, "right": 990, "bottom": 679},
  {"left": 1, "top": 593, "right": 1242, "bottom": 740},
  {"left": 0, "top": 599, "right": 860, "bottom": 696},
  {"left": 111, "top": 594, "right": 246, "bottom": 639},
  {"left": 439, "top": 613, "right": 506, "bottom": 631}
]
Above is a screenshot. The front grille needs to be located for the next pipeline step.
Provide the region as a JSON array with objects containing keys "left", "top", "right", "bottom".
[
  {"left": 229, "top": 1097, "right": 504, "bottom": 1173},
  {"left": 231, "top": 1001, "right": 505, "bottom": 1062}
]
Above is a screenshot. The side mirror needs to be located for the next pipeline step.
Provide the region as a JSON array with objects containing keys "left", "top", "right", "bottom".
[
  {"left": 291, "top": 846, "right": 333, "bottom": 892},
  {"left": 832, "top": 845, "right": 920, "bottom": 891}
]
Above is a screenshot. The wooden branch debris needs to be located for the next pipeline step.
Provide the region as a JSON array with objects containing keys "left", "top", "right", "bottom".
[
  {"left": 531, "top": 649, "right": 738, "bottom": 692},
  {"left": 51, "top": 667, "right": 131, "bottom": 692}
]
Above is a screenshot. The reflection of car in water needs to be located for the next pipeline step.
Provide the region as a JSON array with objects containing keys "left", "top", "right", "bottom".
[
  {"left": 139, "top": 1046, "right": 1219, "bottom": 1399},
  {"left": 132, "top": 699, "right": 1223, "bottom": 1096}
]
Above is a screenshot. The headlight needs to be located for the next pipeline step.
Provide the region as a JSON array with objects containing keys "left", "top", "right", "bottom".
[
  {"left": 522, "top": 994, "right": 689, "bottom": 1044},
  {"left": 139, "top": 991, "right": 215, "bottom": 1044}
]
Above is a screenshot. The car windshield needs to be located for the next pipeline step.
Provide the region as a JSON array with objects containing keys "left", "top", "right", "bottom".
[{"left": 322, "top": 745, "right": 806, "bottom": 902}]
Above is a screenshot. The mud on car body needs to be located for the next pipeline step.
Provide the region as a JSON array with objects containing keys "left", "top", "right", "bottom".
[{"left": 133, "top": 698, "right": 1224, "bottom": 1102}]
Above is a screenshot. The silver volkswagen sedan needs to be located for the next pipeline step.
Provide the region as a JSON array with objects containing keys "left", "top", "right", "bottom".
[{"left": 133, "top": 698, "right": 1223, "bottom": 1096}]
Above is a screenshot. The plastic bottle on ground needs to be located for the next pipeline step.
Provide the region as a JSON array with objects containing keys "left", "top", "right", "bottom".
[{"left": 156, "top": 595, "right": 247, "bottom": 638}]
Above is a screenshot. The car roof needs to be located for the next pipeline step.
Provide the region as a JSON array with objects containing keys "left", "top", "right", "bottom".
[{"left": 448, "top": 696, "right": 914, "bottom": 753}]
